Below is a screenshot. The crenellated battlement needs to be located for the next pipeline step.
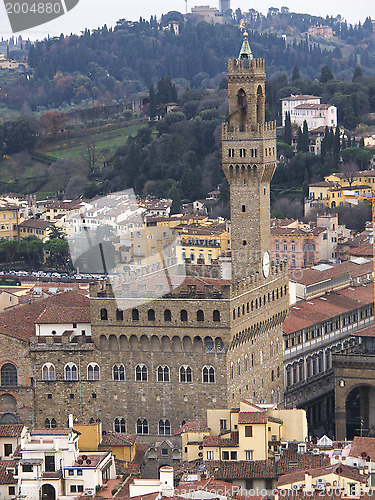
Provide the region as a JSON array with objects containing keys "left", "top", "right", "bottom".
[
  {"left": 222, "top": 121, "right": 276, "bottom": 139},
  {"left": 227, "top": 58, "right": 265, "bottom": 74},
  {"left": 230, "top": 262, "right": 288, "bottom": 298}
]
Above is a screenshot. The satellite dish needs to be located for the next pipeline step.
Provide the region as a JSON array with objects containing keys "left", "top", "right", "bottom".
[
  {"left": 86, "top": 459, "right": 91, "bottom": 465},
  {"left": 82, "top": 455, "right": 88, "bottom": 460}
]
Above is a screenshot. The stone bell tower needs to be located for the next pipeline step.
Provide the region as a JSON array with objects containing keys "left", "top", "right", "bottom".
[{"left": 222, "top": 29, "right": 277, "bottom": 281}]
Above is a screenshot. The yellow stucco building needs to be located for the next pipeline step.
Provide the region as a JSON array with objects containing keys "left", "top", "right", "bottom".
[{"left": 177, "top": 399, "right": 307, "bottom": 462}]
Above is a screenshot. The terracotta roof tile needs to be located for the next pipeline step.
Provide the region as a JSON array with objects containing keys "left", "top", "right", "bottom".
[
  {"left": 238, "top": 412, "right": 267, "bottom": 424},
  {"left": 100, "top": 433, "right": 136, "bottom": 447},
  {"left": 174, "top": 419, "right": 209, "bottom": 436},
  {"left": 0, "top": 467, "right": 16, "bottom": 485},
  {"left": 18, "top": 218, "right": 52, "bottom": 230},
  {"left": 204, "top": 431, "right": 239, "bottom": 448},
  {"left": 276, "top": 464, "right": 368, "bottom": 487},
  {"left": 349, "top": 436, "right": 375, "bottom": 459},
  {"left": 35, "top": 305, "right": 90, "bottom": 324},
  {"left": 0, "top": 424, "right": 24, "bottom": 437},
  {"left": 0, "top": 291, "right": 89, "bottom": 341}
]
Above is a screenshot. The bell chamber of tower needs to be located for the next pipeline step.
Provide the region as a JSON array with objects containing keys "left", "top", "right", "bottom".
[{"left": 222, "top": 56, "right": 278, "bottom": 282}]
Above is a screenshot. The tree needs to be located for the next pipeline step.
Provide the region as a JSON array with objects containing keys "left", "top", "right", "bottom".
[
  {"left": 48, "top": 225, "right": 65, "bottom": 239},
  {"left": 352, "top": 65, "right": 363, "bottom": 82},
  {"left": 39, "top": 111, "right": 68, "bottom": 135},
  {"left": 340, "top": 162, "right": 359, "bottom": 186},
  {"left": 297, "top": 120, "right": 309, "bottom": 153},
  {"left": 319, "top": 65, "right": 334, "bottom": 84},
  {"left": 291, "top": 65, "right": 300, "bottom": 81},
  {"left": 149, "top": 84, "right": 157, "bottom": 119},
  {"left": 284, "top": 112, "right": 292, "bottom": 145}
]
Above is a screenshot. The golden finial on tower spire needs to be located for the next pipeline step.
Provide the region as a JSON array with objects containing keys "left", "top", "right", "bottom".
[{"left": 238, "top": 14, "right": 253, "bottom": 61}]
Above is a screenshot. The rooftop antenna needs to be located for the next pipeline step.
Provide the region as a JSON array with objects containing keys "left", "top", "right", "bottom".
[{"left": 185, "top": 0, "right": 188, "bottom": 14}]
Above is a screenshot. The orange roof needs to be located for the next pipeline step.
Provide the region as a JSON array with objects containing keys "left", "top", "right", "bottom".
[{"left": 0, "top": 291, "right": 89, "bottom": 341}]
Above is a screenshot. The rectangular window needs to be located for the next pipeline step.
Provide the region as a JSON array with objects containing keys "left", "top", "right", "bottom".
[
  {"left": 239, "top": 148, "right": 246, "bottom": 158},
  {"left": 222, "top": 451, "right": 229, "bottom": 460},
  {"left": 161, "top": 448, "right": 168, "bottom": 456},
  {"left": 228, "top": 149, "right": 235, "bottom": 158},
  {"left": 245, "top": 426, "right": 253, "bottom": 437},
  {"left": 68, "top": 469, "right": 74, "bottom": 476},
  {"left": 45, "top": 455, "right": 55, "bottom": 472},
  {"left": 230, "top": 451, "right": 237, "bottom": 460},
  {"left": 4, "top": 444, "right": 12, "bottom": 456},
  {"left": 77, "top": 469, "right": 83, "bottom": 475},
  {"left": 246, "top": 450, "right": 253, "bottom": 460},
  {"left": 9, "top": 486, "right": 15, "bottom": 496},
  {"left": 207, "top": 451, "right": 213, "bottom": 460},
  {"left": 22, "top": 464, "right": 33, "bottom": 473},
  {"left": 70, "top": 485, "right": 77, "bottom": 493},
  {"left": 220, "top": 419, "right": 227, "bottom": 431},
  {"left": 77, "top": 485, "right": 84, "bottom": 492}
]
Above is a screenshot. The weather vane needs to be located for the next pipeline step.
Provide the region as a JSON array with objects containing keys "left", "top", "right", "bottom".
[{"left": 239, "top": 14, "right": 248, "bottom": 38}]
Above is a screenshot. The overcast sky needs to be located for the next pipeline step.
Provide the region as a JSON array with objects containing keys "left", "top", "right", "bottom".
[{"left": 0, "top": 0, "right": 374, "bottom": 40}]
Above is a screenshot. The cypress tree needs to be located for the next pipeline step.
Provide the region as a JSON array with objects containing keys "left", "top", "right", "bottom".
[
  {"left": 291, "top": 65, "right": 300, "bottom": 81},
  {"left": 284, "top": 112, "right": 292, "bottom": 145},
  {"left": 149, "top": 84, "right": 157, "bottom": 119},
  {"left": 302, "top": 120, "right": 309, "bottom": 153}
]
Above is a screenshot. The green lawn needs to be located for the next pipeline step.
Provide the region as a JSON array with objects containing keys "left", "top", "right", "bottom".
[{"left": 43, "top": 123, "right": 145, "bottom": 160}]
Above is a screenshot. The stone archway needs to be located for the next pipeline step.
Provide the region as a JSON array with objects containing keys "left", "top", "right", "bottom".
[
  {"left": 41, "top": 484, "right": 56, "bottom": 500},
  {"left": 335, "top": 381, "right": 375, "bottom": 440}
]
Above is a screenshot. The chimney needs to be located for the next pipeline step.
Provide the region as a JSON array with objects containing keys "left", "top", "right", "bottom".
[
  {"left": 68, "top": 414, "right": 74, "bottom": 428},
  {"left": 304, "top": 471, "right": 312, "bottom": 491},
  {"left": 160, "top": 466, "right": 174, "bottom": 497}
]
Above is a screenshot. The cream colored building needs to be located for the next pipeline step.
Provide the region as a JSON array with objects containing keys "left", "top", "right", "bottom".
[
  {"left": 177, "top": 399, "right": 307, "bottom": 462},
  {"left": 276, "top": 464, "right": 370, "bottom": 496}
]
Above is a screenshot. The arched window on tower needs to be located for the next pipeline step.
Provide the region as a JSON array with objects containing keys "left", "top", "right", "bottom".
[
  {"left": 237, "top": 89, "right": 247, "bottom": 131},
  {"left": 256, "top": 85, "right": 264, "bottom": 124}
]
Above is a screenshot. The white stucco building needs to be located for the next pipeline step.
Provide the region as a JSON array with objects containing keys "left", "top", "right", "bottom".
[{"left": 281, "top": 95, "right": 337, "bottom": 130}]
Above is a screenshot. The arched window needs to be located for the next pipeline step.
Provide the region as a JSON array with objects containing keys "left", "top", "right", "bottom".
[
  {"left": 132, "top": 309, "right": 139, "bottom": 321},
  {"left": 87, "top": 363, "right": 100, "bottom": 381},
  {"left": 197, "top": 310, "right": 204, "bottom": 322},
  {"left": 157, "top": 366, "right": 170, "bottom": 382},
  {"left": 114, "top": 417, "right": 126, "bottom": 433},
  {"left": 136, "top": 418, "right": 149, "bottom": 435},
  {"left": 112, "top": 364, "right": 125, "bottom": 381},
  {"left": 64, "top": 363, "right": 78, "bottom": 381},
  {"left": 205, "top": 336, "right": 214, "bottom": 352},
  {"left": 42, "top": 363, "right": 55, "bottom": 381},
  {"left": 1, "top": 363, "right": 17, "bottom": 387},
  {"left": 270, "top": 342, "right": 274, "bottom": 358},
  {"left": 148, "top": 309, "right": 155, "bottom": 321},
  {"left": 135, "top": 364, "right": 148, "bottom": 382},
  {"left": 245, "top": 355, "right": 249, "bottom": 372},
  {"left": 230, "top": 363, "right": 234, "bottom": 380},
  {"left": 202, "top": 366, "right": 215, "bottom": 383},
  {"left": 158, "top": 419, "right": 171, "bottom": 436},
  {"left": 164, "top": 309, "right": 172, "bottom": 322},
  {"left": 276, "top": 339, "right": 280, "bottom": 354},
  {"left": 237, "top": 359, "right": 241, "bottom": 376},
  {"left": 271, "top": 370, "right": 274, "bottom": 382},
  {"left": 100, "top": 308, "right": 107, "bottom": 320},
  {"left": 116, "top": 309, "right": 123, "bottom": 321},
  {"left": 45, "top": 418, "right": 57, "bottom": 429},
  {"left": 180, "top": 310, "right": 188, "bottom": 322},
  {"left": 260, "top": 350, "right": 263, "bottom": 364},
  {"left": 180, "top": 366, "right": 192, "bottom": 383},
  {"left": 213, "top": 310, "right": 220, "bottom": 322}
]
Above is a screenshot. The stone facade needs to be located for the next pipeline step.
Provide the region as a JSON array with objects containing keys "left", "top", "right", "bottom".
[
  {"left": 0, "top": 334, "right": 34, "bottom": 426},
  {"left": 0, "top": 44, "right": 289, "bottom": 456}
]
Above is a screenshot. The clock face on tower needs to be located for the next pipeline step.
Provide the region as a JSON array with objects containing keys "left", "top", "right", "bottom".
[{"left": 262, "top": 251, "right": 270, "bottom": 278}]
